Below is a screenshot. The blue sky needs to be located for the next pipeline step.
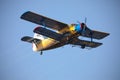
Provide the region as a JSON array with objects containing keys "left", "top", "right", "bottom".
[{"left": 0, "top": 0, "right": 120, "bottom": 80}]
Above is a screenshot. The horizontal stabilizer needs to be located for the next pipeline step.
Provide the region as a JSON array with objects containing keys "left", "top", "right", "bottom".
[
  {"left": 33, "top": 27, "right": 64, "bottom": 41},
  {"left": 21, "top": 36, "right": 40, "bottom": 43},
  {"left": 70, "top": 38, "right": 102, "bottom": 48},
  {"left": 21, "top": 11, "right": 68, "bottom": 31}
]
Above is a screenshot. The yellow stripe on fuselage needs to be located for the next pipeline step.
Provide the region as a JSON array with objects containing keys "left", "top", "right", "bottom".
[
  {"left": 58, "top": 24, "right": 76, "bottom": 34},
  {"left": 33, "top": 38, "right": 58, "bottom": 51}
]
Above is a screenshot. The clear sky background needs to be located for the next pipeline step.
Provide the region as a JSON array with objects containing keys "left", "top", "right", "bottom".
[{"left": 0, "top": 0, "right": 120, "bottom": 80}]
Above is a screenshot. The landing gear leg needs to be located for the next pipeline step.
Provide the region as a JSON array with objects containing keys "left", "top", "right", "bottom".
[
  {"left": 90, "top": 31, "right": 93, "bottom": 42},
  {"left": 40, "top": 51, "right": 43, "bottom": 55}
]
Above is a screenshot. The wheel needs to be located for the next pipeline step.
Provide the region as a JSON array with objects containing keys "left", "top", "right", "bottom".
[{"left": 81, "top": 45, "right": 85, "bottom": 49}]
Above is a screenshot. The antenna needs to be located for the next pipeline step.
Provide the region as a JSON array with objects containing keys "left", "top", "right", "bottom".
[
  {"left": 77, "top": 21, "right": 80, "bottom": 24},
  {"left": 85, "top": 17, "right": 87, "bottom": 24}
]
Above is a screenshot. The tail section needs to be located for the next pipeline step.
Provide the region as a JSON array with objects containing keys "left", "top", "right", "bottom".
[
  {"left": 21, "top": 26, "right": 45, "bottom": 52},
  {"left": 21, "top": 33, "right": 44, "bottom": 52},
  {"left": 32, "top": 33, "right": 44, "bottom": 51},
  {"left": 21, "top": 36, "right": 40, "bottom": 43}
]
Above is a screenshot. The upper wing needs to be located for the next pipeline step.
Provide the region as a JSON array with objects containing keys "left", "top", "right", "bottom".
[
  {"left": 21, "top": 11, "right": 68, "bottom": 31},
  {"left": 70, "top": 38, "right": 102, "bottom": 48},
  {"left": 82, "top": 27, "right": 109, "bottom": 39}
]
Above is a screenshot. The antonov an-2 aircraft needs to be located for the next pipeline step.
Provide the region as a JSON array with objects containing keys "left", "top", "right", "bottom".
[{"left": 21, "top": 11, "right": 109, "bottom": 55}]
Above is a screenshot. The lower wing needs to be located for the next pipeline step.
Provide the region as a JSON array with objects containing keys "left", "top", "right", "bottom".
[{"left": 70, "top": 38, "right": 102, "bottom": 48}]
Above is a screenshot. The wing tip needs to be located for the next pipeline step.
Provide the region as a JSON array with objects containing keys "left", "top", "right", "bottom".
[
  {"left": 21, "top": 36, "right": 30, "bottom": 41},
  {"left": 93, "top": 42, "right": 103, "bottom": 48},
  {"left": 100, "top": 32, "right": 110, "bottom": 39},
  {"left": 20, "top": 11, "right": 31, "bottom": 19}
]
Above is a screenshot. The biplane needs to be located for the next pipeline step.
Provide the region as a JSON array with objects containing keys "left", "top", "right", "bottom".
[{"left": 21, "top": 11, "right": 109, "bottom": 55}]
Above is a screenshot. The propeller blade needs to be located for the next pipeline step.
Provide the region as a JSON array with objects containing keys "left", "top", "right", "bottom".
[{"left": 85, "top": 17, "right": 87, "bottom": 24}]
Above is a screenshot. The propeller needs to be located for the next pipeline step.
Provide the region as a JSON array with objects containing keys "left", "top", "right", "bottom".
[{"left": 79, "top": 17, "right": 93, "bottom": 42}]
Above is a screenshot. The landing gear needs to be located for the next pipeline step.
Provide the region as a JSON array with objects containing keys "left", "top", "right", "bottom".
[
  {"left": 40, "top": 51, "right": 43, "bottom": 55},
  {"left": 81, "top": 45, "right": 85, "bottom": 49}
]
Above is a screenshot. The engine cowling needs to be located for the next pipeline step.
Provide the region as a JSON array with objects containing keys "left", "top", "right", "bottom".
[
  {"left": 74, "top": 24, "right": 82, "bottom": 32},
  {"left": 74, "top": 23, "right": 85, "bottom": 33}
]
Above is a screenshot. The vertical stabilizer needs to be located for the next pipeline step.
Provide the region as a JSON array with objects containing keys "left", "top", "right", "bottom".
[{"left": 33, "top": 33, "right": 44, "bottom": 40}]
